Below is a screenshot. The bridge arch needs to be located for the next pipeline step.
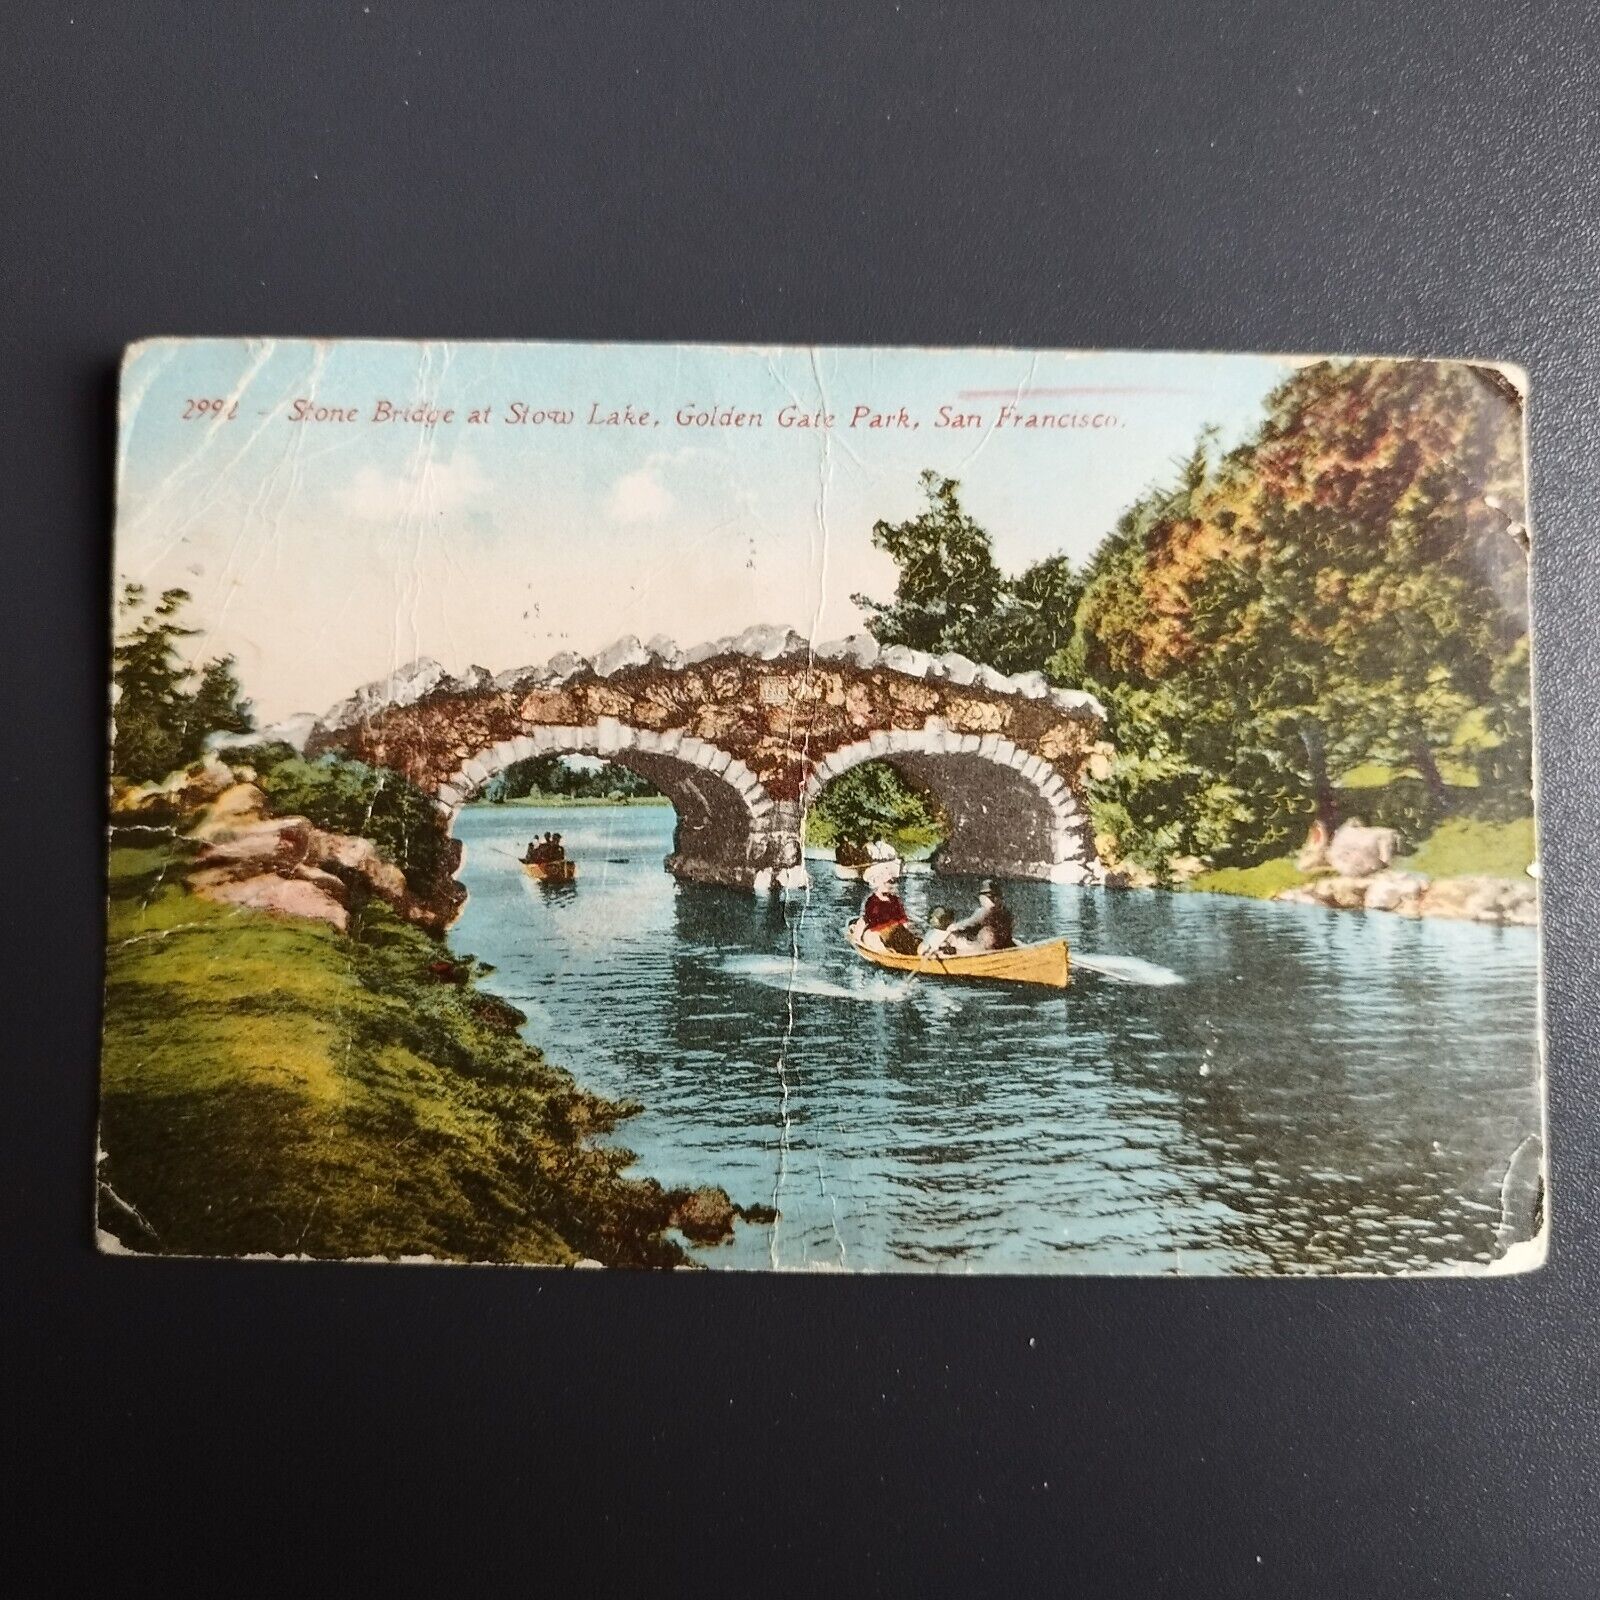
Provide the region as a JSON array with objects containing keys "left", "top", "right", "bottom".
[
  {"left": 436, "top": 717, "right": 805, "bottom": 891},
  {"left": 801, "top": 723, "right": 1093, "bottom": 884}
]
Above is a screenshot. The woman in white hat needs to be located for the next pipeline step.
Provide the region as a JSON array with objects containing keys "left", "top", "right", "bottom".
[{"left": 856, "top": 858, "right": 920, "bottom": 955}]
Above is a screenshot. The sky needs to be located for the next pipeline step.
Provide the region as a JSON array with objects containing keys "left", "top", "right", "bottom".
[{"left": 115, "top": 339, "right": 1298, "bottom": 723}]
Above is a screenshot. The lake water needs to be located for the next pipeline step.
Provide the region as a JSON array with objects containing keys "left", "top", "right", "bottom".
[{"left": 452, "top": 802, "right": 1543, "bottom": 1274}]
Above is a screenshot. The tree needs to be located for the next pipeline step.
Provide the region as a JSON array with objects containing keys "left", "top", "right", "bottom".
[
  {"left": 853, "top": 471, "right": 1008, "bottom": 659},
  {"left": 111, "top": 583, "right": 253, "bottom": 782}
]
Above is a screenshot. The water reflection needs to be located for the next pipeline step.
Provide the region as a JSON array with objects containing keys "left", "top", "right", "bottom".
[{"left": 454, "top": 804, "right": 1542, "bottom": 1274}]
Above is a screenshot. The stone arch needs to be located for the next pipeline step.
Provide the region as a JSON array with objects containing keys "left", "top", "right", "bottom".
[
  {"left": 801, "top": 721, "right": 1093, "bottom": 884},
  {"left": 435, "top": 716, "right": 801, "bottom": 890}
]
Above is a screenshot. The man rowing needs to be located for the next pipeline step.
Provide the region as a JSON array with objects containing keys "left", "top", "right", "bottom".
[{"left": 943, "top": 879, "right": 1015, "bottom": 953}]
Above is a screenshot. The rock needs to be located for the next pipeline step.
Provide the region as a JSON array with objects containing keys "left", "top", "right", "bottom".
[
  {"left": 1325, "top": 821, "right": 1399, "bottom": 878},
  {"left": 195, "top": 782, "right": 269, "bottom": 830},
  {"left": 1421, "top": 875, "right": 1538, "bottom": 925},
  {"left": 289, "top": 863, "right": 349, "bottom": 900},
  {"left": 1296, "top": 821, "right": 1331, "bottom": 873},
  {"left": 643, "top": 634, "right": 685, "bottom": 670},
  {"left": 684, "top": 634, "right": 733, "bottom": 664},
  {"left": 461, "top": 664, "right": 493, "bottom": 690},
  {"left": 816, "top": 634, "right": 880, "bottom": 667},
  {"left": 1309, "top": 875, "right": 1372, "bottom": 910},
  {"left": 1049, "top": 686, "right": 1107, "bottom": 720},
  {"left": 307, "top": 828, "right": 409, "bottom": 902},
  {"left": 1009, "top": 670, "right": 1051, "bottom": 700},
  {"left": 192, "top": 871, "right": 349, "bottom": 933},
  {"left": 934, "top": 651, "right": 979, "bottom": 685},
  {"left": 543, "top": 650, "right": 591, "bottom": 682},
  {"left": 319, "top": 657, "right": 456, "bottom": 729},
  {"left": 190, "top": 815, "right": 312, "bottom": 877},
  {"left": 1167, "top": 855, "right": 1207, "bottom": 883},
  {"left": 592, "top": 634, "right": 652, "bottom": 677},
  {"left": 668, "top": 1186, "right": 738, "bottom": 1244},
  {"left": 491, "top": 664, "right": 538, "bottom": 691},
  {"left": 1362, "top": 870, "right": 1429, "bottom": 914},
  {"left": 879, "top": 644, "right": 937, "bottom": 679},
  {"left": 731, "top": 623, "right": 807, "bottom": 660}
]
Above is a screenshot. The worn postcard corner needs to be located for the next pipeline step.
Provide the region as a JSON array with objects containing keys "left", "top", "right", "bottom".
[{"left": 99, "top": 341, "right": 1544, "bottom": 1276}]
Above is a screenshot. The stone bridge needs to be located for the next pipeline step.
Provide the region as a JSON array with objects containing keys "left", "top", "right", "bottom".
[{"left": 306, "top": 625, "right": 1109, "bottom": 891}]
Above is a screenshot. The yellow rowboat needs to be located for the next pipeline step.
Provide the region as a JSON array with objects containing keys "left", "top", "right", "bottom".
[
  {"left": 523, "top": 859, "right": 577, "bottom": 883},
  {"left": 845, "top": 924, "right": 1070, "bottom": 990}
]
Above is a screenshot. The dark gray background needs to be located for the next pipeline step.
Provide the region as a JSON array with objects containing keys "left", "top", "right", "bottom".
[{"left": 4, "top": 2, "right": 1597, "bottom": 1593}]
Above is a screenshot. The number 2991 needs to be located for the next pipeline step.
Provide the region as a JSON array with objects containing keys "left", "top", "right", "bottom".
[{"left": 181, "top": 398, "right": 239, "bottom": 420}]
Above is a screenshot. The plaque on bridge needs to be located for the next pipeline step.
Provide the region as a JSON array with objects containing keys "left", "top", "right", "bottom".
[{"left": 99, "top": 340, "right": 1544, "bottom": 1275}]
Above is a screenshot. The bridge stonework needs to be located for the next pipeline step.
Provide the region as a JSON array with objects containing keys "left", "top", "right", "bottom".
[{"left": 307, "top": 629, "right": 1109, "bottom": 892}]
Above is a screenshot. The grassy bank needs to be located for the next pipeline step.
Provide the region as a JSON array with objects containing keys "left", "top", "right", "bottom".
[
  {"left": 1186, "top": 816, "right": 1535, "bottom": 901},
  {"left": 98, "top": 841, "right": 706, "bottom": 1265}
]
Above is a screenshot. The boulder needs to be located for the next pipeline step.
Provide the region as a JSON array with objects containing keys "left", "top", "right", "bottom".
[
  {"left": 816, "top": 634, "right": 880, "bottom": 667},
  {"left": 1362, "top": 871, "right": 1429, "bottom": 914},
  {"left": 1296, "top": 821, "right": 1331, "bottom": 873},
  {"left": 307, "top": 829, "right": 409, "bottom": 902},
  {"left": 1326, "top": 821, "right": 1399, "bottom": 878},
  {"left": 1309, "top": 875, "right": 1372, "bottom": 910},
  {"left": 1422, "top": 875, "right": 1539, "bottom": 925},
  {"left": 668, "top": 1186, "right": 738, "bottom": 1244},
  {"left": 592, "top": 634, "right": 652, "bottom": 677},
  {"left": 191, "top": 871, "right": 349, "bottom": 933},
  {"left": 643, "top": 634, "right": 686, "bottom": 670},
  {"left": 190, "top": 815, "right": 312, "bottom": 878},
  {"left": 731, "top": 623, "right": 807, "bottom": 660},
  {"left": 191, "top": 782, "right": 269, "bottom": 834},
  {"left": 543, "top": 650, "right": 591, "bottom": 682}
]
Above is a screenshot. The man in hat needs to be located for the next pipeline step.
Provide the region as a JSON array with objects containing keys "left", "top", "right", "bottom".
[{"left": 946, "top": 879, "right": 1015, "bottom": 952}]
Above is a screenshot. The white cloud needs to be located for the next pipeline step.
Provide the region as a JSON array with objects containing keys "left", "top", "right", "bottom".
[
  {"left": 331, "top": 453, "right": 491, "bottom": 522},
  {"left": 606, "top": 464, "right": 675, "bottom": 524}
]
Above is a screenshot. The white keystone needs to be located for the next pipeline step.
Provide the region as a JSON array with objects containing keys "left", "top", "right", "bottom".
[
  {"left": 437, "top": 784, "right": 463, "bottom": 808},
  {"left": 993, "top": 738, "right": 1019, "bottom": 765},
  {"left": 705, "top": 749, "right": 732, "bottom": 776},
  {"left": 868, "top": 730, "right": 891, "bottom": 755},
  {"left": 461, "top": 756, "right": 491, "bottom": 786},
  {"left": 510, "top": 734, "right": 537, "bottom": 761},
  {"left": 1020, "top": 754, "right": 1048, "bottom": 782}
]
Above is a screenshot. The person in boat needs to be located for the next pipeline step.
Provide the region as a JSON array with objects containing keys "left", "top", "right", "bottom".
[
  {"left": 945, "top": 879, "right": 1015, "bottom": 952},
  {"left": 856, "top": 861, "right": 920, "bottom": 956},
  {"left": 549, "top": 832, "right": 566, "bottom": 863},
  {"left": 918, "top": 906, "right": 955, "bottom": 957},
  {"left": 835, "top": 835, "right": 872, "bottom": 871},
  {"left": 523, "top": 832, "right": 557, "bottom": 866}
]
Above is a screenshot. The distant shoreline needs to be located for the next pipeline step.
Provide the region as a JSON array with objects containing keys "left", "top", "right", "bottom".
[{"left": 478, "top": 795, "right": 674, "bottom": 809}]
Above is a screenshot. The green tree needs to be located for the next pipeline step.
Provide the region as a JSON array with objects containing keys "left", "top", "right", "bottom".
[
  {"left": 853, "top": 471, "right": 1008, "bottom": 658},
  {"left": 111, "top": 583, "right": 253, "bottom": 782}
]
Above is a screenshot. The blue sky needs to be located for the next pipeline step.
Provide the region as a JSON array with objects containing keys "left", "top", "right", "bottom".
[{"left": 117, "top": 339, "right": 1297, "bottom": 721}]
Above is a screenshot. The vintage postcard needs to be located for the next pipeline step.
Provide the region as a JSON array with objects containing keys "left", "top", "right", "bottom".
[{"left": 100, "top": 340, "right": 1545, "bottom": 1273}]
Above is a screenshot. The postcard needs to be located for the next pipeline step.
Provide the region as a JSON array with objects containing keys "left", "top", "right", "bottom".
[{"left": 99, "top": 340, "right": 1544, "bottom": 1273}]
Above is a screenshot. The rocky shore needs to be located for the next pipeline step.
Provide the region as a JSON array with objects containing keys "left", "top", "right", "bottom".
[
  {"left": 102, "top": 757, "right": 771, "bottom": 1263},
  {"left": 1274, "top": 818, "right": 1536, "bottom": 926},
  {"left": 1275, "top": 870, "right": 1537, "bottom": 926},
  {"left": 113, "top": 754, "right": 458, "bottom": 933}
]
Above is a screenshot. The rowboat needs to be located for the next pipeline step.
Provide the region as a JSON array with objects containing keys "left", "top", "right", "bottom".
[
  {"left": 845, "top": 923, "right": 1070, "bottom": 989},
  {"left": 523, "top": 859, "right": 577, "bottom": 883}
]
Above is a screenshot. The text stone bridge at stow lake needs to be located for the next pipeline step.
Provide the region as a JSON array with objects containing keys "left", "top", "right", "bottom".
[{"left": 307, "top": 625, "right": 1111, "bottom": 891}]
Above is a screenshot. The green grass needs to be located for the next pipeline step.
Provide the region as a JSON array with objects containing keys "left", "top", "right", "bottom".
[
  {"left": 1395, "top": 816, "right": 1536, "bottom": 880},
  {"left": 1188, "top": 857, "right": 1312, "bottom": 899},
  {"left": 97, "top": 844, "right": 700, "bottom": 1265}
]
